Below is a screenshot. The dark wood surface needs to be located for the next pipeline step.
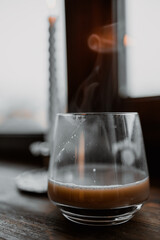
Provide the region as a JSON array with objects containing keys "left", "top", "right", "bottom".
[{"left": 0, "top": 159, "right": 160, "bottom": 240}]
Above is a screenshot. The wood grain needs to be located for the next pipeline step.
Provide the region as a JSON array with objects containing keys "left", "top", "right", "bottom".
[{"left": 0, "top": 160, "right": 160, "bottom": 240}]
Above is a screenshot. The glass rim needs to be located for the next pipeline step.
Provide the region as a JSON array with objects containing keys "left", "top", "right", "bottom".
[{"left": 57, "top": 112, "right": 138, "bottom": 117}]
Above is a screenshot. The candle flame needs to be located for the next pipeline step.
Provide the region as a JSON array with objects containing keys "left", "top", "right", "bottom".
[
  {"left": 78, "top": 132, "right": 85, "bottom": 179},
  {"left": 48, "top": 16, "right": 56, "bottom": 26},
  {"left": 46, "top": 0, "right": 57, "bottom": 9},
  {"left": 123, "top": 34, "right": 135, "bottom": 47}
]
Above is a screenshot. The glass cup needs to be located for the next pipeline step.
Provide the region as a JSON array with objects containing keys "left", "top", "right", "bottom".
[{"left": 48, "top": 113, "right": 150, "bottom": 226}]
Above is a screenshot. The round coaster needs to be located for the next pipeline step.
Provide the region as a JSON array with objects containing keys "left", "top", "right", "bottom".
[{"left": 15, "top": 168, "right": 48, "bottom": 193}]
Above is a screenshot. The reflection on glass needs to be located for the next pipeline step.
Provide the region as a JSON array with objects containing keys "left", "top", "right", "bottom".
[{"left": 65, "top": 0, "right": 118, "bottom": 113}]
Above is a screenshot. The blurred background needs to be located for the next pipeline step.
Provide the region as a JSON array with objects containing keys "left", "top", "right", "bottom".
[
  {"left": 0, "top": 0, "right": 67, "bottom": 157},
  {"left": 0, "top": 0, "right": 49, "bottom": 155},
  {"left": 0, "top": 0, "right": 160, "bottom": 176},
  {"left": 0, "top": 0, "right": 48, "bottom": 134}
]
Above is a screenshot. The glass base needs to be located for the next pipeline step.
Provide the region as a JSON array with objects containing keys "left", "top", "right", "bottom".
[{"left": 59, "top": 204, "right": 142, "bottom": 226}]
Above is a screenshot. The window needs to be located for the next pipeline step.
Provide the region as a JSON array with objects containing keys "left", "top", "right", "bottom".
[
  {"left": 117, "top": 0, "right": 160, "bottom": 177},
  {"left": 118, "top": 0, "right": 160, "bottom": 98}
]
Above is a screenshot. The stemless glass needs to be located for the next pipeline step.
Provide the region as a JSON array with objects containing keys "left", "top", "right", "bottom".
[{"left": 48, "top": 113, "right": 150, "bottom": 226}]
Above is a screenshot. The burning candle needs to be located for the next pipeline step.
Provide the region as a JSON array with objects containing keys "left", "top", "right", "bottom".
[
  {"left": 29, "top": 1, "right": 58, "bottom": 157},
  {"left": 46, "top": 0, "right": 68, "bottom": 151},
  {"left": 47, "top": 0, "right": 59, "bottom": 148},
  {"left": 48, "top": 15, "right": 57, "bottom": 146}
]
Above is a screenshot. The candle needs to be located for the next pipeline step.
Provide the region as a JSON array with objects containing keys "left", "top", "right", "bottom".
[
  {"left": 46, "top": 0, "right": 68, "bottom": 155},
  {"left": 48, "top": 15, "right": 57, "bottom": 146}
]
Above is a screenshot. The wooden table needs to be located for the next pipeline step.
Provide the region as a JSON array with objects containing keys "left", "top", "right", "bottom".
[{"left": 0, "top": 159, "right": 160, "bottom": 240}]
